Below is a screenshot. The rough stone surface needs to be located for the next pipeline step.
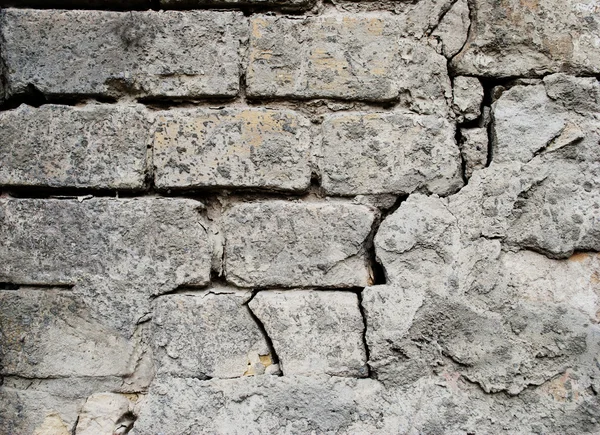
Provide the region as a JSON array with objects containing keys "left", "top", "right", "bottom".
[
  {"left": 459, "top": 126, "right": 488, "bottom": 178},
  {"left": 1, "top": 9, "right": 246, "bottom": 98},
  {"left": 452, "top": 76, "right": 483, "bottom": 123},
  {"left": 0, "top": 104, "right": 149, "bottom": 189},
  {"left": 3, "top": 0, "right": 151, "bottom": 7},
  {"left": 152, "top": 290, "right": 275, "bottom": 379},
  {"left": 161, "top": 0, "right": 312, "bottom": 9},
  {"left": 0, "top": 198, "right": 211, "bottom": 287},
  {"left": 431, "top": 0, "right": 470, "bottom": 58},
  {"left": 249, "top": 290, "right": 368, "bottom": 377},
  {"left": 223, "top": 201, "right": 375, "bottom": 288},
  {"left": 74, "top": 393, "right": 135, "bottom": 435},
  {"left": 320, "top": 112, "right": 463, "bottom": 196},
  {"left": 247, "top": 15, "right": 452, "bottom": 113},
  {"left": 153, "top": 108, "right": 311, "bottom": 192},
  {"left": 452, "top": 0, "right": 600, "bottom": 77}
]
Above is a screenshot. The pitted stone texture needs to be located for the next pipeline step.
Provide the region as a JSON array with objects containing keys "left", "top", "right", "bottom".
[
  {"left": 249, "top": 290, "right": 368, "bottom": 377},
  {"left": 247, "top": 16, "right": 451, "bottom": 113},
  {"left": 161, "top": 0, "right": 312, "bottom": 9},
  {"left": 1, "top": 9, "right": 245, "bottom": 98},
  {"left": 452, "top": 76, "right": 483, "bottom": 123},
  {"left": 153, "top": 290, "right": 274, "bottom": 379},
  {"left": 223, "top": 201, "right": 375, "bottom": 288},
  {"left": 0, "top": 387, "right": 83, "bottom": 435},
  {"left": 431, "top": 0, "right": 470, "bottom": 58},
  {"left": 452, "top": 0, "right": 600, "bottom": 77},
  {"left": 0, "top": 198, "right": 211, "bottom": 287},
  {"left": 0, "top": 104, "right": 149, "bottom": 189},
  {"left": 0, "top": 288, "right": 135, "bottom": 378},
  {"left": 320, "top": 112, "right": 462, "bottom": 196},
  {"left": 459, "top": 127, "right": 488, "bottom": 178},
  {"left": 75, "top": 393, "right": 135, "bottom": 435},
  {"left": 131, "top": 372, "right": 600, "bottom": 434},
  {"left": 3, "top": 0, "right": 151, "bottom": 7},
  {"left": 153, "top": 108, "right": 311, "bottom": 192}
]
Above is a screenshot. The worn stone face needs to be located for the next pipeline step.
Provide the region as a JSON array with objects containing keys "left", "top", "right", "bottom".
[
  {"left": 431, "top": 0, "right": 470, "bottom": 58},
  {"left": 223, "top": 201, "right": 375, "bottom": 288},
  {"left": 74, "top": 393, "right": 135, "bottom": 435},
  {"left": 1, "top": 9, "right": 246, "bottom": 98},
  {"left": 320, "top": 112, "right": 463, "bottom": 196},
  {"left": 0, "top": 198, "right": 211, "bottom": 287},
  {"left": 452, "top": 76, "right": 483, "bottom": 123},
  {"left": 459, "top": 127, "right": 488, "bottom": 178},
  {"left": 152, "top": 290, "right": 274, "bottom": 379},
  {"left": 247, "top": 15, "right": 452, "bottom": 113},
  {"left": 0, "top": 104, "right": 149, "bottom": 189},
  {"left": 153, "top": 108, "right": 311, "bottom": 192},
  {"left": 452, "top": 0, "right": 600, "bottom": 77},
  {"left": 249, "top": 290, "right": 367, "bottom": 377},
  {"left": 0, "top": 288, "right": 135, "bottom": 378},
  {"left": 161, "top": 0, "right": 312, "bottom": 9}
]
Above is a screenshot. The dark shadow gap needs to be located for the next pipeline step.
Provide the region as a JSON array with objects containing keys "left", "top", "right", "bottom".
[{"left": 244, "top": 291, "right": 281, "bottom": 368}]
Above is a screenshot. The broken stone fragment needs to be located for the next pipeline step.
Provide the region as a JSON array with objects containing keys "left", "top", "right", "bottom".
[
  {"left": 431, "top": 0, "right": 470, "bottom": 58},
  {"left": 459, "top": 127, "right": 488, "bottom": 178},
  {"left": 75, "top": 393, "right": 137, "bottom": 435},
  {"left": 247, "top": 15, "right": 452, "bottom": 113},
  {"left": 249, "top": 290, "right": 368, "bottom": 377},
  {"left": 152, "top": 290, "right": 274, "bottom": 379},
  {"left": 452, "top": 0, "right": 600, "bottom": 77},
  {"left": 223, "top": 201, "right": 375, "bottom": 288},
  {"left": 0, "top": 198, "right": 211, "bottom": 287},
  {"left": 153, "top": 108, "right": 312, "bottom": 192},
  {"left": 0, "top": 104, "right": 149, "bottom": 190},
  {"left": 320, "top": 112, "right": 463, "bottom": 196},
  {"left": 1, "top": 9, "right": 246, "bottom": 98},
  {"left": 452, "top": 76, "right": 483, "bottom": 123}
]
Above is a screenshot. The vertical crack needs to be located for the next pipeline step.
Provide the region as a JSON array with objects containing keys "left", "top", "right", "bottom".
[
  {"left": 353, "top": 287, "right": 372, "bottom": 378},
  {"left": 245, "top": 291, "right": 282, "bottom": 372}
]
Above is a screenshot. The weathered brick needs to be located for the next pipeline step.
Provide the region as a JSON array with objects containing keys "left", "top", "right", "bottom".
[
  {"left": 223, "top": 201, "right": 375, "bottom": 288},
  {"left": 452, "top": 0, "right": 600, "bottom": 77},
  {"left": 161, "top": 0, "right": 312, "bottom": 10},
  {"left": 153, "top": 108, "right": 311, "bottom": 192},
  {"left": 320, "top": 112, "right": 463, "bottom": 196},
  {"left": 249, "top": 290, "right": 368, "bottom": 377},
  {"left": 153, "top": 291, "right": 275, "bottom": 379},
  {"left": 0, "top": 198, "right": 211, "bottom": 286},
  {"left": 1, "top": 9, "right": 246, "bottom": 98},
  {"left": 0, "top": 104, "right": 149, "bottom": 189},
  {"left": 247, "top": 16, "right": 451, "bottom": 112}
]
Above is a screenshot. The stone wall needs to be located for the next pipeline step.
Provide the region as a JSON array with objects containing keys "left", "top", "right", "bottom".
[{"left": 0, "top": 0, "right": 599, "bottom": 434}]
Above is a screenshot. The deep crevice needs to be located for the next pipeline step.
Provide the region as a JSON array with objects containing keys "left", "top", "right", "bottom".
[
  {"left": 455, "top": 127, "right": 469, "bottom": 185},
  {"left": 0, "top": 282, "right": 74, "bottom": 290},
  {"left": 0, "top": 86, "right": 117, "bottom": 112},
  {"left": 244, "top": 290, "right": 281, "bottom": 369},
  {"left": 350, "top": 287, "right": 372, "bottom": 378}
]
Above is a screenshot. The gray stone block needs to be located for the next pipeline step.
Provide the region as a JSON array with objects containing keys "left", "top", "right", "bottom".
[
  {"left": 320, "top": 112, "right": 463, "bottom": 196},
  {"left": 223, "top": 201, "right": 375, "bottom": 288},
  {"left": 1, "top": 9, "right": 246, "bottom": 98},
  {"left": 161, "top": 0, "right": 312, "bottom": 9},
  {"left": 247, "top": 15, "right": 451, "bottom": 113},
  {"left": 152, "top": 290, "right": 274, "bottom": 379},
  {"left": 0, "top": 104, "right": 149, "bottom": 189},
  {"left": 452, "top": 76, "right": 483, "bottom": 123},
  {"left": 249, "top": 290, "right": 368, "bottom": 377},
  {"left": 452, "top": 0, "right": 600, "bottom": 77},
  {"left": 153, "top": 108, "right": 311, "bottom": 192},
  {"left": 0, "top": 198, "right": 211, "bottom": 287}
]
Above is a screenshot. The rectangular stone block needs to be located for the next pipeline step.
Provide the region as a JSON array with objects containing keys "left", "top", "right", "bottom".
[
  {"left": 223, "top": 201, "right": 375, "bottom": 288},
  {"left": 320, "top": 112, "right": 463, "bottom": 196},
  {"left": 153, "top": 290, "right": 275, "bottom": 379},
  {"left": 247, "top": 15, "right": 451, "bottom": 112},
  {"left": 153, "top": 108, "right": 311, "bottom": 192},
  {"left": 0, "top": 198, "right": 211, "bottom": 287},
  {"left": 1, "top": 9, "right": 246, "bottom": 99},
  {"left": 452, "top": 0, "right": 600, "bottom": 77},
  {"left": 0, "top": 104, "right": 149, "bottom": 189},
  {"left": 0, "top": 288, "right": 135, "bottom": 378},
  {"left": 161, "top": 0, "right": 312, "bottom": 10},
  {"left": 249, "top": 290, "right": 368, "bottom": 377}
]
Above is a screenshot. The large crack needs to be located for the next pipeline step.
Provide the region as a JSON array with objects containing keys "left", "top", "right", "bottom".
[{"left": 244, "top": 291, "right": 282, "bottom": 371}]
